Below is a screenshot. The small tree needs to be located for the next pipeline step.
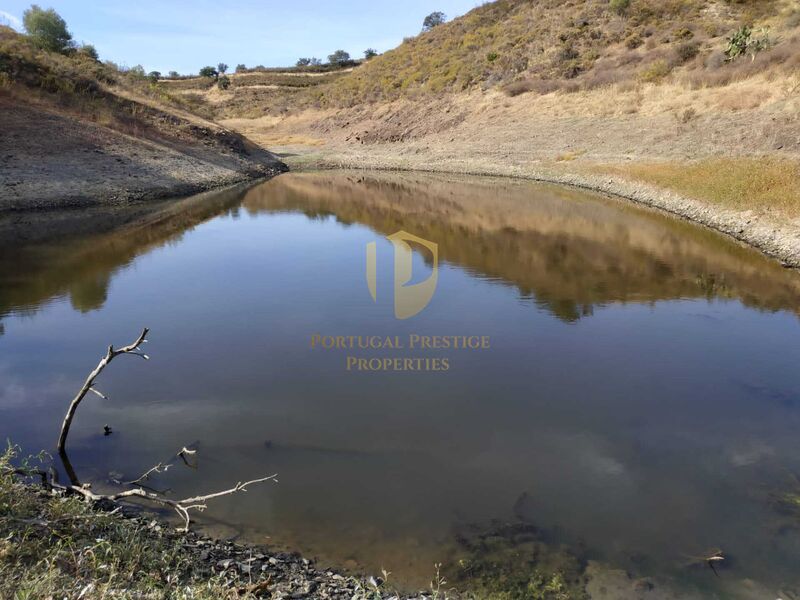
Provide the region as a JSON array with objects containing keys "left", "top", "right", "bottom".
[
  {"left": 217, "top": 62, "right": 228, "bottom": 74},
  {"left": 309, "top": 57, "right": 322, "bottom": 66},
  {"left": 296, "top": 57, "right": 311, "bottom": 67},
  {"left": 168, "top": 70, "right": 179, "bottom": 78},
  {"left": 364, "top": 48, "right": 377, "bottom": 59},
  {"left": 328, "top": 49, "right": 351, "bottom": 66},
  {"left": 235, "top": 63, "right": 247, "bottom": 73},
  {"left": 199, "top": 65, "right": 218, "bottom": 78},
  {"left": 147, "top": 71, "right": 161, "bottom": 83},
  {"left": 23, "top": 5, "right": 73, "bottom": 53},
  {"left": 217, "top": 75, "right": 230, "bottom": 90},
  {"left": 422, "top": 11, "right": 446, "bottom": 32}
]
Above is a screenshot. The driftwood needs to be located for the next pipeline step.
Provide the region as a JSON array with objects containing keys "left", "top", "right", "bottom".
[
  {"left": 57, "top": 328, "right": 150, "bottom": 453},
  {"left": 8, "top": 328, "right": 279, "bottom": 532},
  {"left": 54, "top": 474, "right": 277, "bottom": 531}
]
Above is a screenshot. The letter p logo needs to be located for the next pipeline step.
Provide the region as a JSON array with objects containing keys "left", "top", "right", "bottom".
[{"left": 366, "top": 231, "right": 438, "bottom": 319}]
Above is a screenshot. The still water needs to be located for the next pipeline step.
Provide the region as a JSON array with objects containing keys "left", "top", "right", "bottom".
[{"left": 2, "top": 171, "right": 800, "bottom": 597}]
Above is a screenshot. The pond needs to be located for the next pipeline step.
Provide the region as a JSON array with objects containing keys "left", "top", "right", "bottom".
[{"left": 2, "top": 171, "right": 800, "bottom": 597}]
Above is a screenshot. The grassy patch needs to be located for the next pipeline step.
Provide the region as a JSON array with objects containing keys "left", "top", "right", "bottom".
[
  {"left": 451, "top": 521, "right": 588, "bottom": 600},
  {"left": 0, "top": 446, "right": 248, "bottom": 599},
  {"left": 592, "top": 158, "right": 800, "bottom": 216}
]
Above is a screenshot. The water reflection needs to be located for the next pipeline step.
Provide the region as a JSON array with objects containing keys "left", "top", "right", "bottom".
[
  {"left": 2, "top": 172, "right": 800, "bottom": 597},
  {"left": 0, "top": 182, "right": 251, "bottom": 321},
  {"left": 1, "top": 172, "right": 799, "bottom": 325},
  {"left": 239, "top": 172, "right": 800, "bottom": 321}
]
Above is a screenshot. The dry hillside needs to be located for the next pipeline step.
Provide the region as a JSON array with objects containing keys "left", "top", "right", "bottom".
[
  {"left": 0, "top": 26, "right": 286, "bottom": 211},
  {"left": 324, "top": 0, "right": 800, "bottom": 101},
  {"left": 155, "top": 0, "right": 800, "bottom": 266},
  {"left": 169, "top": 0, "right": 800, "bottom": 116}
]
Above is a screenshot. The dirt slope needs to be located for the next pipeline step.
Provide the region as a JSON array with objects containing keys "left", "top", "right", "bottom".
[
  {"left": 0, "top": 98, "right": 286, "bottom": 211},
  {"left": 0, "top": 26, "right": 286, "bottom": 211}
]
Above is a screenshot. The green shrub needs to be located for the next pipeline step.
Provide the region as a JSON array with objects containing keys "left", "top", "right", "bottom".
[
  {"left": 675, "top": 41, "right": 700, "bottom": 63},
  {"left": 625, "top": 33, "right": 643, "bottom": 48},
  {"left": 217, "top": 74, "right": 230, "bottom": 90},
  {"left": 610, "top": 0, "right": 631, "bottom": 16},
  {"left": 199, "top": 65, "right": 217, "bottom": 78},
  {"left": 422, "top": 11, "right": 447, "bottom": 32},
  {"left": 725, "top": 25, "right": 771, "bottom": 61},
  {"left": 639, "top": 59, "right": 671, "bottom": 81},
  {"left": 127, "top": 64, "right": 146, "bottom": 79},
  {"left": 328, "top": 50, "right": 351, "bottom": 66},
  {"left": 76, "top": 44, "right": 98, "bottom": 61}
]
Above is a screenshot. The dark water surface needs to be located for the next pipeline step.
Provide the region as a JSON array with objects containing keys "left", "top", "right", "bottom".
[{"left": 2, "top": 171, "right": 800, "bottom": 597}]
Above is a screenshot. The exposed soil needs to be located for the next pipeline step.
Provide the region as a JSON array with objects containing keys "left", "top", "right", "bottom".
[{"left": 0, "top": 97, "right": 287, "bottom": 212}]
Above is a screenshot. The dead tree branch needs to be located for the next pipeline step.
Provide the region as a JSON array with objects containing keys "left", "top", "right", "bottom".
[
  {"left": 50, "top": 474, "right": 277, "bottom": 531},
  {"left": 44, "top": 328, "right": 278, "bottom": 531},
  {"left": 57, "top": 327, "right": 149, "bottom": 453},
  {"left": 118, "top": 446, "right": 197, "bottom": 486}
]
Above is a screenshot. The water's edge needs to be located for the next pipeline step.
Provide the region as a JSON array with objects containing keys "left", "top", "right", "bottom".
[{"left": 285, "top": 154, "right": 800, "bottom": 270}]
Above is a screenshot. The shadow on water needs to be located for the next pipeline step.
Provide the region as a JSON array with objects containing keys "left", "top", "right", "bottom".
[{"left": 0, "top": 181, "right": 255, "bottom": 321}]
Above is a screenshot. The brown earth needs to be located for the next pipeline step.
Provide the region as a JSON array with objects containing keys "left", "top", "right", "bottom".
[{"left": 0, "top": 96, "right": 286, "bottom": 212}]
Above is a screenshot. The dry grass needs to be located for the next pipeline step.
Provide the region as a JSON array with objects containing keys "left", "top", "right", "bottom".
[
  {"left": 149, "top": 0, "right": 798, "bottom": 120},
  {"left": 593, "top": 157, "right": 800, "bottom": 216},
  {"left": 0, "top": 25, "right": 215, "bottom": 123},
  {"left": 0, "top": 446, "right": 247, "bottom": 600},
  {"left": 312, "top": 0, "right": 793, "bottom": 106}
]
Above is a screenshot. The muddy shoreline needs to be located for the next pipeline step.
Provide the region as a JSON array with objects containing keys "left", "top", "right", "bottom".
[
  {"left": 0, "top": 169, "right": 285, "bottom": 214},
  {"left": 281, "top": 150, "right": 800, "bottom": 270}
]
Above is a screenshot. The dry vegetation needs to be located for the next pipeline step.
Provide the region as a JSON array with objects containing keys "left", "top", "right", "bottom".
[
  {"left": 0, "top": 26, "right": 216, "bottom": 124},
  {"left": 591, "top": 157, "right": 800, "bottom": 216},
  {"left": 307, "top": 0, "right": 799, "bottom": 105},
  {"left": 0, "top": 446, "right": 247, "bottom": 600},
  {"left": 167, "top": 0, "right": 800, "bottom": 126}
]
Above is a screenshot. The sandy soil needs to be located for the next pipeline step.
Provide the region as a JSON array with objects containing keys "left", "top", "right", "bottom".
[{"left": 0, "top": 98, "right": 286, "bottom": 212}]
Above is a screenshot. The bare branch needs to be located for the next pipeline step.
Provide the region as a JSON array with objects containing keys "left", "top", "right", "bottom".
[
  {"left": 123, "top": 462, "right": 171, "bottom": 486},
  {"left": 88, "top": 388, "right": 108, "bottom": 400},
  {"left": 57, "top": 328, "right": 149, "bottom": 453},
  {"left": 179, "top": 475, "right": 279, "bottom": 505},
  {"left": 118, "top": 445, "right": 198, "bottom": 486},
  {"left": 46, "top": 327, "right": 278, "bottom": 532},
  {"left": 54, "top": 474, "right": 277, "bottom": 531},
  {"left": 178, "top": 447, "right": 198, "bottom": 469}
]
